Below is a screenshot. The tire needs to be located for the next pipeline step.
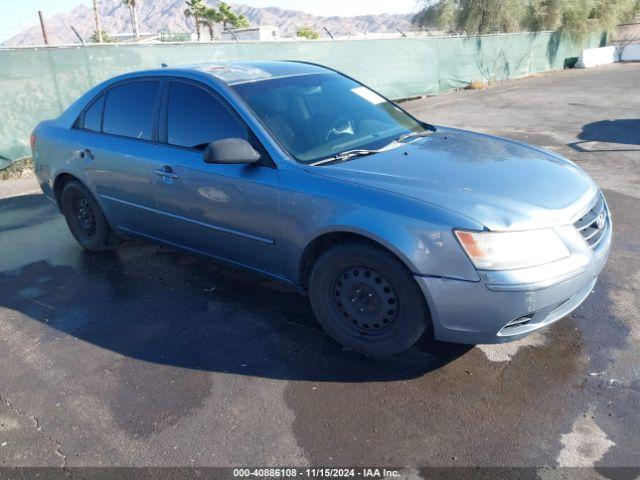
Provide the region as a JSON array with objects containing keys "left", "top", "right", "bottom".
[
  {"left": 309, "top": 242, "right": 430, "bottom": 356},
  {"left": 60, "top": 180, "right": 120, "bottom": 252}
]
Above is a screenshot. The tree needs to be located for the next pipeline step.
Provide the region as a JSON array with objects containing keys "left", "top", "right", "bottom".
[
  {"left": 296, "top": 26, "right": 320, "bottom": 39},
  {"left": 216, "top": 2, "right": 250, "bottom": 31},
  {"left": 456, "top": 0, "right": 525, "bottom": 33},
  {"left": 90, "top": 30, "right": 114, "bottom": 43},
  {"left": 202, "top": 7, "right": 221, "bottom": 41},
  {"left": 199, "top": 2, "right": 249, "bottom": 40},
  {"left": 122, "top": 0, "right": 140, "bottom": 40},
  {"left": 184, "top": 0, "right": 207, "bottom": 41},
  {"left": 524, "top": 0, "right": 564, "bottom": 31},
  {"left": 555, "top": 0, "right": 640, "bottom": 36},
  {"left": 413, "top": 0, "right": 458, "bottom": 32},
  {"left": 414, "top": 0, "right": 640, "bottom": 35},
  {"left": 92, "top": 0, "right": 103, "bottom": 43}
]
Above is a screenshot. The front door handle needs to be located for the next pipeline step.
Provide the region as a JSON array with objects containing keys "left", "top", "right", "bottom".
[{"left": 155, "top": 165, "right": 179, "bottom": 180}]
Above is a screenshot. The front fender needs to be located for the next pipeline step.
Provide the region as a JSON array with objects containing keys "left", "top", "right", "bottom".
[{"left": 277, "top": 169, "right": 481, "bottom": 283}]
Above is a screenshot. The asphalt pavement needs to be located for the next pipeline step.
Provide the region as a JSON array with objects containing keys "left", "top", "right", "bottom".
[{"left": 0, "top": 63, "right": 638, "bottom": 475}]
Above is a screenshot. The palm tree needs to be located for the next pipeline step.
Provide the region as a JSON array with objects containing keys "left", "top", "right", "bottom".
[
  {"left": 184, "top": 0, "right": 207, "bottom": 41},
  {"left": 217, "top": 2, "right": 249, "bottom": 31},
  {"left": 92, "top": 0, "right": 103, "bottom": 43},
  {"left": 122, "top": 0, "right": 140, "bottom": 40},
  {"left": 202, "top": 7, "right": 222, "bottom": 41}
]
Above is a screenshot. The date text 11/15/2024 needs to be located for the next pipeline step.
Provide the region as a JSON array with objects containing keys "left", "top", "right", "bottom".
[{"left": 232, "top": 468, "right": 402, "bottom": 478}]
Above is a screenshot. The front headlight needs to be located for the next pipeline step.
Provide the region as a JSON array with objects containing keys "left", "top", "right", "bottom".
[{"left": 454, "top": 229, "right": 570, "bottom": 270}]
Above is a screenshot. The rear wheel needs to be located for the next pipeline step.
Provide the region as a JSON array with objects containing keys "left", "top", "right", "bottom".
[
  {"left": 309, "top": 242, "right": 430, "bottom": 356},
  {"left": 60, "top": 180, "right": 120, "bottom": 252}
]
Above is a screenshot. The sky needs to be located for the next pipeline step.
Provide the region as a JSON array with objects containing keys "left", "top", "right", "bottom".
[{"left": 0, "top": 0, "right": 421, "bottom": 43}]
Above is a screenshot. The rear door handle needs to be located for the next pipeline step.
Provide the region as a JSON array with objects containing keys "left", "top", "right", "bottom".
[{"left": 154, "top": 165, "right": 178, "bottom": 180}]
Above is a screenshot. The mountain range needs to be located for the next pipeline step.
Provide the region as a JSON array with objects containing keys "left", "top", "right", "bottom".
[{"left": 3, "top": 0, "right": 416, "bottom": 46}]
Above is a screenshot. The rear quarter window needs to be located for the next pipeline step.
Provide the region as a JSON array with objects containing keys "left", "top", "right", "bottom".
[
  {"left": 82, "top": 95, "right": 105, "bottom": 132},
  {"left": 102, "top": 81, "right": 159, "bottom": 140}
]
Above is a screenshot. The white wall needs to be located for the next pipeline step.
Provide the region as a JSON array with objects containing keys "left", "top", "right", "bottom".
[{"left": 620, "top": 44, "right": 640, "bottom": 62}]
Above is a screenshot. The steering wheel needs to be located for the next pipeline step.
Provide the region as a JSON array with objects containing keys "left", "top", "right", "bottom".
[{"left": 325, "top": 116, "right": 356, "bottom": 141}]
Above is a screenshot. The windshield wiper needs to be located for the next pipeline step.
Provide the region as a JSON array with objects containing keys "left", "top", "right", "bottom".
[
  {"left": 310, "top": 149, "right": 378, "bottom": 166},
  {"left": 396, "top": 130, "right": 433, "bottom": 143}
]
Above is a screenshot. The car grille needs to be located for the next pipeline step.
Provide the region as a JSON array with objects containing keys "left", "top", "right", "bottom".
[{"left": 573, "top": 194, "right": 608, "bottom": 249}]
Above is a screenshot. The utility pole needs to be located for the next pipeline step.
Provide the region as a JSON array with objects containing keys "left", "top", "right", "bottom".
[
  {"left": 38, "top": 10, "right": 49, "bottom": 45},
  {"left": 132, "top": 1, "right": 140, "bottom": 40},
  {"left": 93, "top": 0, "right": 103, "bottom": 42}
]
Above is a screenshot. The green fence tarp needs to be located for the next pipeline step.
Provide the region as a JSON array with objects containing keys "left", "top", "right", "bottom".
[{"left": 0, "top": 31, "right": 597, "bottom": 162}]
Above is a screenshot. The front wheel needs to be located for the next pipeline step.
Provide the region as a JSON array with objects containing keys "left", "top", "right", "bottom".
[
  {"left": 309, "top": 242, "right": 430, "bottom": 356},
  {"left": 60, "top": 180, "right": 120, "bottom": 252}
]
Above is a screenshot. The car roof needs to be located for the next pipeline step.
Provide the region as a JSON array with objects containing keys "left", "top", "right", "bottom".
[
  {"left": 57, "top": 61, "right": 333, "bottom": 129},
  {"left": 169, "top": 60, "right": 330, "bottom": 85}
]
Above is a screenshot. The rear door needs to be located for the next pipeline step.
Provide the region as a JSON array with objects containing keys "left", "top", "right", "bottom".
[
  {"left": 74, "top": 78, "right": 164, "bottom": 236},
  {"left": 150, "top": 78, "right": 282, "bottom": 274}
]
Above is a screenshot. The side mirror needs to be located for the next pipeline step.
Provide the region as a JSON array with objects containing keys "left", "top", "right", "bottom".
[{"left": 203, "top": 138, "right": 261, "bottom": 165}]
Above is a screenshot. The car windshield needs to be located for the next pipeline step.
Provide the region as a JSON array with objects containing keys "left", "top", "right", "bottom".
[{"left": 232, "top": 73, "right": 426, "bottom": 164}]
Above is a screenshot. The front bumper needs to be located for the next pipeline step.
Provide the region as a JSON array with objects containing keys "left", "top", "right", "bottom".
[{"left": 415, "top": 215, "right": 612, "bottom": 345}]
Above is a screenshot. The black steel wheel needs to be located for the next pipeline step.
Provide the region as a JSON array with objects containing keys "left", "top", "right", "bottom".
[
  {"left": 333, "top": 267, "right": 399, "bottom": 334},
  {"left": 309, "top": 242, "right": 431, "bottom": 356},
  {"left": 60, "top": 180, "right": 120, "bottom": 252},
  {"left": 72, "top": 197, "right": 98, "bottom": 238}
]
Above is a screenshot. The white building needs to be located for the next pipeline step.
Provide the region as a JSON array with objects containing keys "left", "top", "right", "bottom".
[{"left": 221, "top": 26, "right": 280, "bottom": 42}]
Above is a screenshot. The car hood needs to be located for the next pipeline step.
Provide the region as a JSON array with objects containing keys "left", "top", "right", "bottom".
[{"left": 305, "top": 127, "right": 598, "bottom": 231}]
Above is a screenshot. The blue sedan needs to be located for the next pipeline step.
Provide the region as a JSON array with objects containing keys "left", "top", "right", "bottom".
[{"left": 31, "top": 61, "right": 611, "bottom": 356}]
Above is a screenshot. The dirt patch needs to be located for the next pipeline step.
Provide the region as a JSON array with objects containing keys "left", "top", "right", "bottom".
[{"left": 0, "top": 158, "right": 34, "bottom": 181}]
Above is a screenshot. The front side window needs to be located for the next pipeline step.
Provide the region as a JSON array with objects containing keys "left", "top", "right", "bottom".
[
  {"left": 167, "top": 81, "right": 248, "bottom": 150},
  {"left": 232, "top": 73, "right": 425, "bottom": 163},
  {"left": 102, "top": 81, "right": 159, "bottom": 140}
]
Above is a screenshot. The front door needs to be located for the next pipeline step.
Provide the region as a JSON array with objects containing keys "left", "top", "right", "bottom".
[{"left": 151, "top": 79, "right": 281, "bottom": 275}]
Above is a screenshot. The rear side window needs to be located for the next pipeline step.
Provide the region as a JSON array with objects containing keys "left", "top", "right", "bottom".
[
  {"left": 166, "top": 81, "right": 247, "bottom": 150},
  {"left": 102, "top": 81, "right": 159, "bottom": 140},
  {"left": 83, "top": 95, "right": 104, "bottom": 132}
]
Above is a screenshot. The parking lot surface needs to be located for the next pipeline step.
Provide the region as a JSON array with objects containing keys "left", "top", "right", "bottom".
[{"left": 0, "top": 64, "right": 638, "bottom": 472}]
